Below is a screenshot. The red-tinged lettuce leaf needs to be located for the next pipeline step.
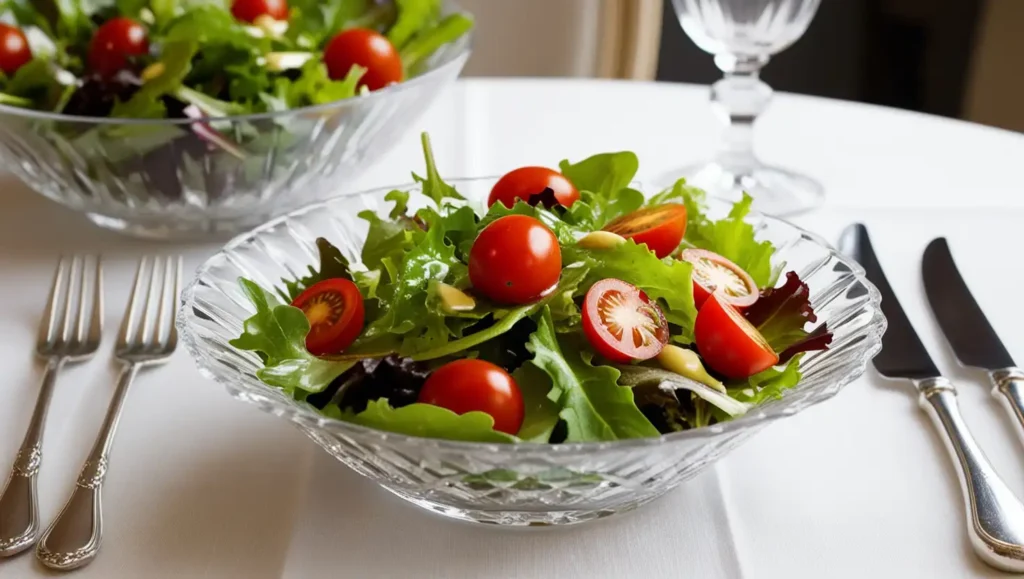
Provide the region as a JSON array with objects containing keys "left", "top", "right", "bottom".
[
  {"left": 779, "top": 323, "right": 833, "bottom": 363},
  {"left": 743, "top": 271, "right": 832, "bottom": 356}
]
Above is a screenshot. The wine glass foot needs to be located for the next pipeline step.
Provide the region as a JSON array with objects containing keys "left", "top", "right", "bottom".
[{"left": 656, "top": 160, "right": 824, "bottom": 217}]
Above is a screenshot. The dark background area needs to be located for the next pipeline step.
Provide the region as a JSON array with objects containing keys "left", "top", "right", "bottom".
[{"left": 655, "top": 0, "right": 983, "bottom": 120}]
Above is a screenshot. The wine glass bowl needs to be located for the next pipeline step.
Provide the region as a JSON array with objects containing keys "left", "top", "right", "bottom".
[{"left": 661, "top": 0, "right": 824, "bottom": 216}]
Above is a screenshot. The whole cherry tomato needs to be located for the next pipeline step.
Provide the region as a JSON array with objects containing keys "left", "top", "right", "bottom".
[
  {"left": 418, "top": 359, "right": 525, "bottom": 435},
  {"left": 89, "top": 18, "right": 149, "bottom": 79},
  {"left": 469, "top": 215, "right": 562, "bottom": 305},
  {"left": 324, "top": 28, "right": 403, "bottom": 91}
]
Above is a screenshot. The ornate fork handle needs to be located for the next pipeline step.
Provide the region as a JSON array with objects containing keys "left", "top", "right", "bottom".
[
  {"left": 0, "top": 357, "right": 63, "bottom": 557},
  {"left": 36, "top": 363, "right": 139, "bottom": 571}
]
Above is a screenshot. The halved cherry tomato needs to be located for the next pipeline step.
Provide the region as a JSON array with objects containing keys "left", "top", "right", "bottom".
[
  {"left": 89, "top": 17, "right": 149, "bottom": 78},
  {"left": 291, "top": 278, "right": 365, "bottom": 356},
  {"left": 694, "top": 294, "right": 778, "bottom": 379},
  {"left": 488, "top": 166, "right": 580, "bottom": 209},
  {"left": 418, "top": 359, "right": 524, "bottom": 435},
  {"left": 680, "top": 249, "right": 758, "bottom": 310},
  {"left": 324, "top": 28, "right": 403, "bottom": 91},
  {"left": 231, "top": 0, "right": 288, "bottom": 23},
  {"left": 582, "top": 278, "right": 669, "bottom": 363},
  {"left": 0, "top": 24, "right": 32, "bottom": 76},
  {"left": 469, "top": 214, "right": 561, "bottom": 305},
  {"left": 603, "top": 204, "right": 687, "bottom": 258}
]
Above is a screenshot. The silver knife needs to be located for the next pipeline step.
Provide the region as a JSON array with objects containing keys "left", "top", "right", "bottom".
[
  {"left": 923, "top": 237, "right": 1024, "bottom": 446},
  {"left": 841, "top": 224, "right": 1024, "bottom": 572}
]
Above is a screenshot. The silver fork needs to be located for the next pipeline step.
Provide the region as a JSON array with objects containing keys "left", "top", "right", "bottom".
[
  {"left": 36, "top": 256, "right": 182, "bottom": 571},
  {"left": 0, "top": 256, "right": 103, "bottom": 558}
]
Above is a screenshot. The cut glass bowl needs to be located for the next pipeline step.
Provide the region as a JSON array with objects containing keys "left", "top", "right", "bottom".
[
  {"left": 178, "top": 178, "right": 885, "bottom": 526},
  {"left": 0, "top": 6, "right": 470, "bottom": 240}
]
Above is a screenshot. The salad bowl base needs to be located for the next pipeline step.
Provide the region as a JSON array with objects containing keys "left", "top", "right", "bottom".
[
  {"left": 388, "top": 492, "right": 660, "bottom": 527},
  {"left": 85, "top": 209, "right": 282, "bottom": 240}
]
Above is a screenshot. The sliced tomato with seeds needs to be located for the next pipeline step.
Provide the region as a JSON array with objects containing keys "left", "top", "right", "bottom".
[
  {"left": 603, "top": 204, "right": 687, "bottom": 258},
  {"left": 680, "top": 248, "right": 758, "bottom": 309},
  {"left": 291, "top": 278, "right": 365, "bottom": 356},
  {"left": 582, "top": 278, "right": 670, "bottom": 363},
  {"left": 694, "top": 293, "right": 778, "bottom": 379}
]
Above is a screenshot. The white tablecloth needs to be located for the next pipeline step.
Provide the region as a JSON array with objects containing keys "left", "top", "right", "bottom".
[{"left": 3, "top": 79, "right": 1024, "bottom": 579}]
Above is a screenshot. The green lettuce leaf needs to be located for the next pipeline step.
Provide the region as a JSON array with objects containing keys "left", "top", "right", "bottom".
[
  {"left": 474, "top": 199, "right": 581, "bottom": 247},
  {"left": 413, "top": 132, "right": 464, "bottom": 207},
  {"left": 229, "top": 279, "right": 354, "bottom": 395},
  {"left": 399, "top": 12, "right": 473, "bottom": 73},
  {"left": 564, "top": 240, "right": 698, "bottom": 342},
  {"left": 2, "top": 58, "right": 65, "bottom": 109},
  {"left": 559, "top": 152, "right": 642, "bottom": 228},
  {"left": 685, "top": 193, "right": 774, "bottom": 287},
  {"left": 727, "top": 355, "right": 803, "bottom": 405},
  {"left": 387, "top": 0, "right": 441, "bottom": 49},
  {"left": 406, "top": 264, "right": 590, "bottom": 361},
  {"left": 614, "top": 365, "right": 750, "bottom": 417},
  {"left": 280, "top": 59, "right": 366, "bottom": 107},
  {"left": 335, "top": 398, "right": 517, "bottom": 443},
  {"left": 525, "top": 307, "right": 659, "bottom": 442},
  {"left": 512, "top": 363, "right": 560, "bottom": 443},
  {"left": 112, "top": 39, "right": 199, "bottom": 118},
  {"left": 361, "top": 220, "right": 459, "bottom": 353}
]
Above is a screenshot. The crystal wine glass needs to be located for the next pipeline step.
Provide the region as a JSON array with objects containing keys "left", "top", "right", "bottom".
[{"left": 660, "top": 0, "right": 823, "bottom": 216}]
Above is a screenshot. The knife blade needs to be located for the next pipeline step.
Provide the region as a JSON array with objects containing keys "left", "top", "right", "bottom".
[
  {"left": 922, "top": 237, "right": 1015, "bottom": 369},
  {"left": 839, "top": 224, "right": 938, "bottom": 379},
  {"left": 839, "top": 223, "right": 1024, "bottom": 572},
  {"left": 922, "top": 237, "right": 1024, "bottom": 446}
]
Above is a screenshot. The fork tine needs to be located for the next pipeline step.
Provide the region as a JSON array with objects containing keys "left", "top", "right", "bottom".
[
  {"left": 153, "top": 257, "right": 172, "bottom": 348},
  {"left": 87, "top": 256, "right": 104, "bottom": 347},
  {"left": 118, "top": 257, "right": 149, "bottom": 349},
  {"left": 58, "top": 256, "right": 80, "bottom": 347},
  {"left": 75, "top": 256, "right": 91, "bottom": 345},
  {"left": 135, "top": 256, "right": 162, "bottom": 348},
  {"left": 167, "top": 256, "right": 183, "bottom": 349},
  {"left": 37, "top": 257, "right": 66, "bottom": 348}
]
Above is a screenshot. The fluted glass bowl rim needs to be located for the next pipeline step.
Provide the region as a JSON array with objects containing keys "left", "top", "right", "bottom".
[
  {"left": 0, "top": 26, "right": 472, "bottom": 126},
  {"left": 178, "top": 176, "right": 887, "bottom": 453}
]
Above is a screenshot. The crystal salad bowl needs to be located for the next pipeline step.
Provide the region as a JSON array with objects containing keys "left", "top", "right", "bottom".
[
  {"left": 0, "top": 6, "right": 471, "bottom": 240},
  {"left": 178, "top": 178, "right": 885, "bottom": 526}
]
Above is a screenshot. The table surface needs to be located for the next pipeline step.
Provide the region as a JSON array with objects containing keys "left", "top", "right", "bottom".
[{"left": 3, "top": 78, "right": 1024, "bottom": 579}]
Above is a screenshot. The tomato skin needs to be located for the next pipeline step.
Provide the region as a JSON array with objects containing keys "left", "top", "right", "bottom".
[
  {"left": 694, "top": 294, "right": 778, "bottom": 379},
  {"left": 324, "top": 28, "right": 403, "bottom": 91},
  {"left": 679, "top": 248, "right": 758, "bottom": 310},
  {"left": 89, "top": 18, "right": 149, "bottom": 78},
  {"left": 0, "top": 24, "right": 32, "bottom": 76},
  {"left": 582, "top": 278, "right": 669, "bottom": 363},
  {"left": 291, "top": 278, "right": 365, "bottom": 356},
  {"left": 469, "top": 215, "right": 562, "bottom": 305},
  {"left": 418, "top": 359, "right": 525, "bottom": 435},
  {"left": 231, "top": 0, "right": 289, "bottom": 23},
  {"left": 603, "top": 204, "right": 687, "bottom": 258},
  {"left": 488, "top": 166, "right": 580, "bottom": 208}
]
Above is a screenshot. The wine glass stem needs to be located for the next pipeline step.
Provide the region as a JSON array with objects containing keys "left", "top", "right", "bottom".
[{"left": 711, "top": 54, "right": 772, "bottom": 169}]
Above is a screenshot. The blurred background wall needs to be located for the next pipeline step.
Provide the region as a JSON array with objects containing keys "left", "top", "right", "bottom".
[{"left": 458, "top": 0, "right": 1024, "bottom": 133}]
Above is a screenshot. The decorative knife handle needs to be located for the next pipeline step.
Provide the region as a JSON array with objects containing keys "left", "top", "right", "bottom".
[
  {"left": 917, "top": 377, "right": 1024, "bottom": 572},
  {"left": 990, "top": 368, "right": 1024, "bottom": 447}
]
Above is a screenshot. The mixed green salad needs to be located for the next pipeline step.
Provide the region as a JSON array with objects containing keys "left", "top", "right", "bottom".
[
  {"left": 229, "top": 133, "right": 834, "bottom": 444},
  {"left": 0, "top": 0, "right": 471, "bottom": 116}
]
